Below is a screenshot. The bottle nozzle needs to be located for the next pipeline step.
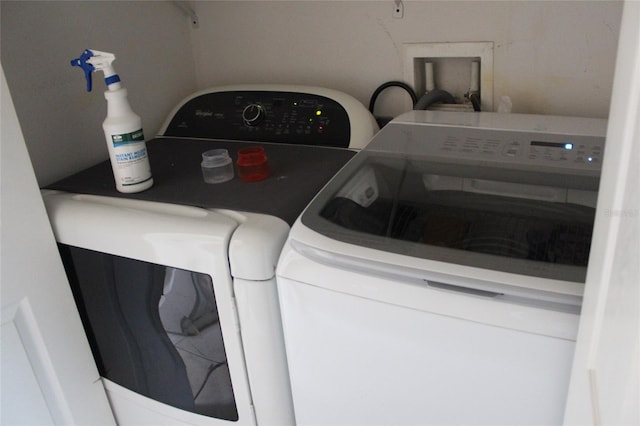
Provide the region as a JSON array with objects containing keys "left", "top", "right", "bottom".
[
  {"left": 70, "top": 48, "right": 121, "bottom": 92},
  {"left": 70, "top": 49, "right": 96, "bottom": 92}
]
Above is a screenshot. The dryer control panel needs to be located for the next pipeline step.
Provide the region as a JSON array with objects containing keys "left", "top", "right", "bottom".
[{"left": 161, "top": 90, "right": 352, "bottom": 147}]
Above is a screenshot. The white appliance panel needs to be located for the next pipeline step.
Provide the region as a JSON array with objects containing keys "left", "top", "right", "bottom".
[
  {"left": 278, "top": 274, "right": 575, "bottom": 425},
  {"left": 278, "top": 240, "right": 580, "bottom": 339}
]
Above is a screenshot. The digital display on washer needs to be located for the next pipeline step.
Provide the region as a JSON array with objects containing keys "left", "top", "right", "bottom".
[{"left": 531, "top": 141, "right": 574, "bottom": 150}]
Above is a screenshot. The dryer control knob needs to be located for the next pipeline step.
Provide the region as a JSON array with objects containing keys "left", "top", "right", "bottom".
[{"left": 242, "top": 104, "right": 265, "bottom": 126}]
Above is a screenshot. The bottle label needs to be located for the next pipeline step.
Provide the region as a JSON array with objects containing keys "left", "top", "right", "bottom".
[
  {"left": 111, "top": 129, "right": 145, "bottom": 147},
  {"left": 110, "top": 129, "right": 152, "bottom": 186}
]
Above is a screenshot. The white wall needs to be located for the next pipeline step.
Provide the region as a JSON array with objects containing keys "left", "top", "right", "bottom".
[
  {"left": 191, "top": 1, "right": 623, "bottom": 118},
  {"left": 1, "top": 1, "right": 197, "bottom": 186},
  {"left": 1, "top": 0, "right": 623, "bottom": 187}
]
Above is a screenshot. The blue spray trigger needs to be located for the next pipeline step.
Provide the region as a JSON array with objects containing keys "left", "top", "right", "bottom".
[{"left": 70, "top": 49, "right": 96, "bottom": 92}]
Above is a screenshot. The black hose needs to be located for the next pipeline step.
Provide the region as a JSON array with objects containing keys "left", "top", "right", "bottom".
[
  {"left": 413, "top": 89, "right": 456, "bottom": 110},
  {"left": 468, "top": 92, "right": 482, "bottom": 111},
  {"left": 368, "top": 81, "right": 418, "bottom": 113}
]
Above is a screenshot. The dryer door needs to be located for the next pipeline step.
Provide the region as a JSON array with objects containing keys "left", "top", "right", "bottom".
[
  {"left": 59, "top": 248, "right": 240, "bottom": 421},
  {"left": 43, "top": 192, "right": 257, "bottom": 426}
]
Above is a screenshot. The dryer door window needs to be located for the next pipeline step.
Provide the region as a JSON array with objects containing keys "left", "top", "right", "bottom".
[{"left": 58, "top": 244, "right": 239, "bottom": 421}]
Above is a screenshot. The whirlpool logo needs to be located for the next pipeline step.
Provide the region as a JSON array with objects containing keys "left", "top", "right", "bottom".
[{"left": 195, "top": 109, "right": 213, "bottom": 117}]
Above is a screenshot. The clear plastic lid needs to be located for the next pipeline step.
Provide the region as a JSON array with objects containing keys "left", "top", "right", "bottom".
[
  {"left": 201, "top": 149, "right": 233, "bottom": 183},
  {"left": 202, "top": 149, "right": 232, "bottom": 167}
]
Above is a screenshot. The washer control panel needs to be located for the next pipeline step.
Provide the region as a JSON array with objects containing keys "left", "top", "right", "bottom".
[
  {"left": 162, "top": 90, "right": 352, "bottom": 147},
  {"left": 368, "top": 111, "right": 608, "bottom": 174},
  {"left": 437, "top": 131, "right": 604, "bottom": 169}
]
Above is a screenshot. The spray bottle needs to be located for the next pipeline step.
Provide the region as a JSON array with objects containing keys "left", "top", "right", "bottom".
[{"left": 71, "top": 49, "right": 153, "bottom": 193}]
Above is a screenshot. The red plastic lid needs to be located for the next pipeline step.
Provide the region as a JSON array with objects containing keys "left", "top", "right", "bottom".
[{"left": 237, "top": 146, "right": 267, "bottom": 166}]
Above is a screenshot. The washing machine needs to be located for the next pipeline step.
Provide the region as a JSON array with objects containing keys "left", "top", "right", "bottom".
[
  {"left": 276, "top": 110, "right": 606, "bottom": 425},
  {"left": 43, "top": 85, "right": 378, "bottom": 426}
]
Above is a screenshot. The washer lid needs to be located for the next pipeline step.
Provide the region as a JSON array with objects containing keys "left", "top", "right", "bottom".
[{"left": 298, "top": 114, "right": 605, "bottom": 285}]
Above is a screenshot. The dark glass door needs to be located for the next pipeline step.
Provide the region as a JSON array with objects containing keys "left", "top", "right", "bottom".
[{"left": 58, "top": 244, "right": 239, "bottom": 421}]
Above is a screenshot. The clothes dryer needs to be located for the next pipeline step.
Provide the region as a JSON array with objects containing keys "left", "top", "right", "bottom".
[
  {"left": 276, "top": 110, "right": 606, "bottom": 425},
  {"left": 44, "top": 85, "right": 377, "bottom": 425}
]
